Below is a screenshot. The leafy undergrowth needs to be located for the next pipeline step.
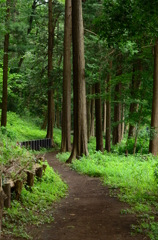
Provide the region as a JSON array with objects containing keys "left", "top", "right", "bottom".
[
  {"left": 0, "top": 111, "right": 66, "bottom": 239},
  {"left": 57, "top": 146, "right": 158, "bottom": 240},
  {"left": 2, "top": 111, "right": 62, "bottom": 146},
  {"left": 0, "top": 112, "right": 62, "bottom": 166},
  {"left": 2, "top": 162, "right": 68, "bottom": 239}
]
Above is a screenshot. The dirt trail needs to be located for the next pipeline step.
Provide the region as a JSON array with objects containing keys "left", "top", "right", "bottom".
[
  {"left": 28, "top": 152, "right": 147, "bottom": 240},
  {"left": 2, "top": 151, "right": 148, "bottom": 240}
]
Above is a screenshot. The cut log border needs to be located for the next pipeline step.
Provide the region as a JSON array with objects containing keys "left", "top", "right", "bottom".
[{"left": 2, "top": 163, "right": 47, "bottom": 208}]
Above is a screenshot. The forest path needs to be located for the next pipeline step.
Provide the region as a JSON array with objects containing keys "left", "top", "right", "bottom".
[
  {"left": 3, "top": 151, "right": 148, "bottom": 240},
  {"left": 27, "top": 151, "right": 147, "bottom": 240}
]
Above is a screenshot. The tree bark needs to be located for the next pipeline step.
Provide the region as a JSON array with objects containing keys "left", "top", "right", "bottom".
[
  {"left": 112, "top": 56, "right": 122, "bottom": 145},
  {"left": 1, "top": 0, "right": 10, "bottom": 127},
  {"left": 95, "top": 82, "right": 103, "bottom": 152},
  {"left": 90, "top": 85, "right": 95, "bottom": 137},
  {"left": 61, "top": 0, "right": 72, "bottom": 152},
  {"left": 128, "top": 60, "right": 142, "bottom": 138},
  {"left": 105, "top": 61, "right": 112, "bottom": 152},
  {"left": 103, "top": 101, "right": 106, "bottom": 134},
  {"left": 149, "top": 39, "right": 158, "bottom": 155},
  {"left": 67, "top": 0, "right": 88, "bottom": 163},
  {"left": 87, "top": 94, "right": 91, "bottom": 142},
  {"left": 121, "top": 104, "right": 125, "bottom": 140},
  {"left": 46, "top": 0, "right": 54, "bottom": 143}
]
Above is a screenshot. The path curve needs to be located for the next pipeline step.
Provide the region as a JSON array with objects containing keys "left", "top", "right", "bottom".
[{"left": 28, "top": 151, "right": 147, "bottom": 240}]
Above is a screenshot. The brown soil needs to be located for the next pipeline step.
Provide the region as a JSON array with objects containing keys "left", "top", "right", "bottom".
[{"left": 2, "top": 151, "right": 149, "bottom": 240}]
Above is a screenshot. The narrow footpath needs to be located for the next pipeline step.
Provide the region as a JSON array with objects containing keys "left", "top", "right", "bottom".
[{"left": 27, "top": 151, "right": 147, "bottom": 240}]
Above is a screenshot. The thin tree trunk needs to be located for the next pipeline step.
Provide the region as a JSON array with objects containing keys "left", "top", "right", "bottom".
[
  {"left": 1, "top": 0, "right": 10, "bottom": 127},
  {"left": 95, "top": 82, "right": 103, "bottom": 152},
  {"left": 128, "top": 60, "right": 142, "bottom": 138},
  {"left": 105, "top": 60, "right": 112, "bottom": 152},
  {"left": 67, "top": 0, "right": 88, "bottom": 163},
  {"left": 46, "top": 0, "right": 54, "bottom": 143},
  {"left": 61, "top": 0, "right": 72, "bottom": 152},
  {"left": 90, "top": 85, "right": 95, "bottom": 136},
  {"left": 133, "top": 103, "right": 143, "bottom": 154},
  {"left": 87, "top": 93, "right": 91, "bottom": 142},
  {"left": 103, "top": 101, "right": 106, "bottom": 134},
  {"left": 56, "top": 108, "right": 60, "bottom": 128},
  {"left": 121, "top": 103, "right": 125, "bottom": 140},
  {"left": 112, "top": 82, "right": 122, "bottom": 145},
  {"left": 112, "top": 56, "right": 122, "bottom": 145},
  {"left": 149, "top": 39, "right": 158, "bottom": 155}
]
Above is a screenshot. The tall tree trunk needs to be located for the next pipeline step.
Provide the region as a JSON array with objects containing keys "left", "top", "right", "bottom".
[
  {"left": 121, "top": 103, "right": 125, "bottom": 140},
  {"left": 105, "top": 61, "right": 112, "bottom": 152},
  {"left": 112, "top": 82, "right": 122, "bottom": 145},
  {"left": 1, "top": 0, "right": 10, "bottom": 127},
  {"left": 149, "top": 39, "right": 158, "bottom": 155},
  {"left": 67, "top": 0, "right": 88, "bottom": 163},
  {"left": 95, "top": 82, "right": 103, "bottom": 152},
  {"left": 128, "top": 60, "right": 142, "bottom": 138},
  {"left": 112, "top": 56, "right": 122, "bottom": 145},
  {"left": 103, "top": 101, "right": 106, "bottom": 134},
  {"left": 56, "top": 93, "right": 60, "bottom": 128},
  {"left": 90, "top": 85, "right": 95, "bottom": 136},
  {"left": 46, "top": 0, "right": 54, "bottom": 143},
  {"left": 61, "top": 0, "right": 72, "bottom": 152},
  {"left": 87, "top": 93, "right": 91, "bottom": 142}
]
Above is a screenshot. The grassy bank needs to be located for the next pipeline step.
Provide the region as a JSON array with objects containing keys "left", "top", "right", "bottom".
[
  {"left": 57, "top": 139, "right": 158, "bottom": 240},
  {"left": 1, "top": 112, "right": 67, "bottom": 239}
]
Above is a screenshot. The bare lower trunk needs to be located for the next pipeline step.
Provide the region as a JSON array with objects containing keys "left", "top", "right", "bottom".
[
  {"left": 133, "top": 103, "right": 143, "bottom": 154},
  {"left": 112, "top": 82, "right": 122, "bottom": 145},
  {"left": 103, "top": 101, "right": 106, "bottom": 134},
  {"left": 149, "top": 39, "right": 158, "bottom": 155},
  {"left": 95, "top": 82, "right": 103, "bottom": 152},
  {"left": 87, "top": 95, "right": 91, "bottom": 142},
  {"left": 121, "top": 104, "right": 125, "bottom": 140},
  {"left": 61, "top": 0, "right": 72, "bottom": 152},
  {"left": 56, "top": 91, "right": 60, "bottom": 128},
  {"left": 67, "top": 0, "right": 88, "bottom": 162},
  {"left": 105, "top": 61, "right": 112, "bottom": 152},
  {"left": 113, "top": 55, "right": 122, "bottom": 145},
  {"left": 90, "top": 85, "right": 95, "bottom": 136},
  {"left": 128, "top": 60, "right": 142, "bottom": 138}
]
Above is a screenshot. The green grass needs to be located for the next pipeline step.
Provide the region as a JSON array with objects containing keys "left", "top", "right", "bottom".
[
  {"left": 0, "top": 112, "right": 66, "bottom": 239},
  {"left": 57, "top": 137, "right": 158, "bottom": 240},
  {"left": 2, "top": 162, "right": 68, "bottom": 239},
  {"left": 3, "top": 111, "right": 62, "bottom": 145}
]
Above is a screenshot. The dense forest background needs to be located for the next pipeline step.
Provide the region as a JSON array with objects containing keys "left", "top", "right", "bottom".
[
  {"left": 0, "top": 0, "right": 158, "bottom": 156},
  {"left": 1, "top": 1, "right": 158, "bottom": 239}
]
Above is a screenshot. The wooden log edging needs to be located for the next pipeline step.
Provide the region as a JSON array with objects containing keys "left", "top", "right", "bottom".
[
  {"left": 2, "top": 163, "right": 47, "bottom": 208},
  {"left": 19, "top": 138, "right": 52, "bottom": 151}
]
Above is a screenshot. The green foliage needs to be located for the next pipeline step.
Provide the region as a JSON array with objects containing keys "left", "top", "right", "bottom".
[
  {"left": 111, "top": 130, "right": 150, "bottom": 155},
  {"left": 56, "top": 152, "right": 70, "bottom": 163},
  {"left": 57, "top": 146, "right": 158, "bottom": 239},
  {"left": 2, "top": 162, "right": 68, "bottom": 239}
]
